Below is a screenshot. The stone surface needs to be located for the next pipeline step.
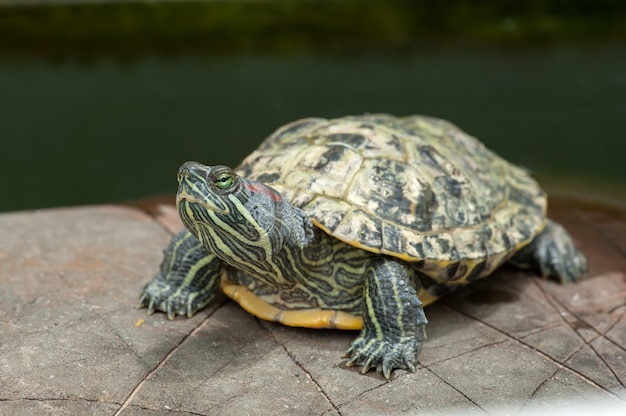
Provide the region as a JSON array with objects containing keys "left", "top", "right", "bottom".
[{"left": 0, "top": 196, "right": 625, "bottom": 415}]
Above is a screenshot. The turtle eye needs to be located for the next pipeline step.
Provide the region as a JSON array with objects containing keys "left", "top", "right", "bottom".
[{"left": 215, "top": 172, "right": 234, "bottom": 190}]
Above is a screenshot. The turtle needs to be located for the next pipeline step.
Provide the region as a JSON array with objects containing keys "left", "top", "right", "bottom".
[{"left": 139, "top": 114, "right": 587, "bottom": 379}]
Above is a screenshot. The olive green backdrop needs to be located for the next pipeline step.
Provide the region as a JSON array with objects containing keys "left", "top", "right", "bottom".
[{"left": 0, "top": 1, "right": 624, "bottom": 212}]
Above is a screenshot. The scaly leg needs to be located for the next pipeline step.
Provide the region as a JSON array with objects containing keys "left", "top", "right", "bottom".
[
  {"left": 509, "top": 219, "right": 587, "bottom": 283},
  {"left": 139, "top": 229, "right": 223, "bottom": 319},
  {"left": 345, "top": 258, "right": 427, "bottom": 379}
]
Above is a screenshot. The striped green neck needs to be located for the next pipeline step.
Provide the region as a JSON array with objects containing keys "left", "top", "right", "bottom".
[{"left": 176, "top": 161, "right": 369, "bottom": 312}]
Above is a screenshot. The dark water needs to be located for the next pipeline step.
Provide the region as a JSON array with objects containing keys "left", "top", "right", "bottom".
[{"left": 1, "top": 45, "right": 624, "bottom": 212}]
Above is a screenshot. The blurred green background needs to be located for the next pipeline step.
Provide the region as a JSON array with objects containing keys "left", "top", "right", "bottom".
[{"left": 0, "top": 1, "right": 624, "bottom": 212}]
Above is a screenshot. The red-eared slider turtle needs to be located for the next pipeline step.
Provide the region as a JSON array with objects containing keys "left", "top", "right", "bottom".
[{"left": 139, "top": 114, "right": 587, "bottom": 378}]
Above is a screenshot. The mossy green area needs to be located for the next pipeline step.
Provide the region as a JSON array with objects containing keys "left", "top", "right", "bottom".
[
  {"left": 1, "top": 1, "right": 625, "bottom": 212},
  {"left": 1, "top": 1, "right": 625, "bottom": 58}
]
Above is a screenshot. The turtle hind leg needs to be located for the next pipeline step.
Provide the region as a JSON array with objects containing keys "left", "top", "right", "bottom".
[
  {"left": 509, "top": 219, "right": 587, "bottom": 284},
  {"left": 139, "top": 229, "right": 223, "bottom": 319}
]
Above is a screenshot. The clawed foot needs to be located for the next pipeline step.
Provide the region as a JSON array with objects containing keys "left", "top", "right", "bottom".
[
  {"left": 344, "top": 335, "right": 421, "bottom": 379},
  {"left": 138, "top": 275, "right": 214, "bottom": 320},
  {"left": 511, "top": 219, "right": 587, "bottom": 284},
  {"left": 535, "top": 223, "right": 587, "bottom": 283},
  {"left": 138, "top": 229, "right": 222, "bottom": 320}
]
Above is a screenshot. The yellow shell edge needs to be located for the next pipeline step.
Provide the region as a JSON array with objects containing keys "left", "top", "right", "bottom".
[{"left": 220, "top": 278, "right": 363, "bottom": 330}]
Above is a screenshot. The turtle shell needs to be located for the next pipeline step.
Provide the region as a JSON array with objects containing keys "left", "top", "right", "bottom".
[{"left": 237, "top": 114, "right": 546, "bottom": 266}]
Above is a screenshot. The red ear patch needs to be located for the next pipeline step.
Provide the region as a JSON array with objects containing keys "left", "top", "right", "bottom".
[{"left": 244, "top": 181, "right": 283, "bottom": 202}]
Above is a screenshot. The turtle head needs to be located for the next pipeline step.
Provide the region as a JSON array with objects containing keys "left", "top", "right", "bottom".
[
  {"left": 176, "top": 161, "right": 311, "bottom": 264},
  {"left": 176, "top": 162, "right": 250, "bottom": 216}
]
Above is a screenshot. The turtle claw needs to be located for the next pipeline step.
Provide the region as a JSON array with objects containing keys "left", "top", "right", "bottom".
[
  {"left": 139, "top": 276, "right": 215, "bottom": 320},
  {"left": 137, "top": 293, "right": 153, "bottom": 313},
  {"left": 344, "top": 336, "right": 421, "bottom": 379},
  {"left": 166, "top": 303, "right": 176, "bottom": 321},
  {"left": 381, "top": 363, "right": 392, "bottom": 380},
  {"left": 344, "top": 356, "right": 357, "bottom": 367},
  {"left": 361, "top": 356, "right": 375, "bottom": 375}
]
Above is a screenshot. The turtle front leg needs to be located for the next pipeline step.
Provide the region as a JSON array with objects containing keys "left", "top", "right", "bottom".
[
  {"left": 345, "top": 258, "right": 427, "bottom": 379},
  {"left": 139, "top": 229, "right": 223, "bottom": 319},
  {"left": 509, "top": 219, "right": 587, "bottom": 284}
]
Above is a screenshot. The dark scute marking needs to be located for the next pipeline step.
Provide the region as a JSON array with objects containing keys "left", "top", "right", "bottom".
[
  {"left": 444, "top": 261, "right": 460, "bottom": 280},
  {"left": 465, "top": 260, "right": 487, "bottom": 282},
  {"left": 370, "top": 164, "right": 405, "bottom": 201},
  {"left": 383, "top": 222, "right": 404, "bottom": 254},
  {"left": 255, "top": 172, "right": 281, "bottom": 184},
  {"left": 418, "top": 145, "right": 447, "bottom": 174},
  {"left": 415, "top": 186, "right": 438, "bottom": 231},
  {"left": 316, "top": 212, "right": 343, "bottom": 232},
  {"left": 384, "top": 133, "right": 404, "bottom": 154},
  {"left": 429, "top": 190, "right": 439, "bottom": 211},
  {"left": 508, "top": 186, "right": 539, "bottom": 208},
  {"left": 391, "top": 134, "right": 403, "bottom": 151},
  {"left": 422, "top": 237, "right": 434, "bottom": 255},
  {"left": 313, "top": 145, "right": 349, "bottom": 171},
  {"left": 357, "top": 216, "right": 383, "bottom": 248},
  {"left": 372, "top": 163, "right": 435, "bottom": 231},
  {"left": 325, "top": 133, "right": 366, "bottom": 149},
  {"left": 372, "top": 163, "right": 404, "bottom": 183},
  {"left": 408, "top": 241, "right": 424, "bottom": 259},
  {"left": 437, "top": 238, "right": 450, "bottom": 253},
  {"left": 443, "top": 177, "right": 464, "bottom": 199},
  {"left": 481, "top": 224, "right": 493, "bottom": 241}
]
